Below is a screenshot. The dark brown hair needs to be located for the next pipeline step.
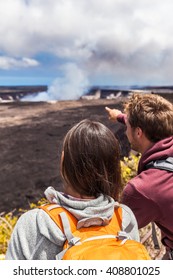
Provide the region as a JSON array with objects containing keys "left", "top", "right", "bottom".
[
  {"left": 124, "top": 93, "right": 173, "bottom": 142},
  {"left": 61, "top": 119, "right": 122, "bottom": 201}
]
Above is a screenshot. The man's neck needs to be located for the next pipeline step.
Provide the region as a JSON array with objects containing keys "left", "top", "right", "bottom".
[{"left": 140, "top": 139, "right": 155, "bottom": 154}]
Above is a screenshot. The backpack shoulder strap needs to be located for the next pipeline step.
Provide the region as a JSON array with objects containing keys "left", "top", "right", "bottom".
[
  {"left": 145, "top": 157, "right": 173, "bottom": 172},
  {"left": 108, "top": 205, "right": 122, "bottom": 230},
  {"left": 39, "top": 203, "right": 77, "bottom": 233},
  {"left": 39, "top": 203, "right": 81, "bottom": 259}
]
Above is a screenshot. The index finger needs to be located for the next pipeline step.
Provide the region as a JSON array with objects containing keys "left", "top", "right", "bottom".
[{"left": 105, "top": 106, "right": 111, "bottom": 112}]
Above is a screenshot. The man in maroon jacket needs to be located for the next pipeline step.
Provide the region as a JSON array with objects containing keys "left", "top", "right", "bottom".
[{"left": 105, "top": 93, "right": 173, "bottom": 259}]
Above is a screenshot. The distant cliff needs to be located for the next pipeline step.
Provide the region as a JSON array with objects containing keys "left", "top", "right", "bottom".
[{"left": 0, "top": 85, "right": 48, "bottom": 101}]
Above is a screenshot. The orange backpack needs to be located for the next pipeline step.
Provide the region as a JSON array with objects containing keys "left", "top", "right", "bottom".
[{"left": 40, "top": 203, "right": 150, "bottom": 260}]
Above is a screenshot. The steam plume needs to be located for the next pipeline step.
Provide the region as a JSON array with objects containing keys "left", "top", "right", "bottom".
[{"left": 21, "top": 63, "right": 89, "bottom": 101}]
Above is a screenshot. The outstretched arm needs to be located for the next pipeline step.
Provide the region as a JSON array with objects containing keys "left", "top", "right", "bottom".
[{"left": 105, "top": 107, "right": 126, "bottom": 125}]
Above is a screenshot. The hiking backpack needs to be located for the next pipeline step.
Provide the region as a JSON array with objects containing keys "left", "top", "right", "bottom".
[
  {"left": 145, "top": 156, "right": 173, "bottom": 249},
  {"left": 145, "top": 157, "right": 173, "bottom": 172},
  {"left": 39, "top": 203, "right": 150, "bottom": 260}
]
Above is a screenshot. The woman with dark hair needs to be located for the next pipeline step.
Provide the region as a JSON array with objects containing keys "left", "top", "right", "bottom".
[
  {"left": 6, "top": 119, "right": 140, "bottom": 260},
  {"left": 61, "top": 119, "right": 122, "bottom": 201}
]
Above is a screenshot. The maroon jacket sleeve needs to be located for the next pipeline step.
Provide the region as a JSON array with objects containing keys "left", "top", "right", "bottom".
[
  {"left": 121, "top": 183, "right": 161, "bottom": 229},
  {"left": 117, "top": 113, "right": 126, "bottom": 125}
]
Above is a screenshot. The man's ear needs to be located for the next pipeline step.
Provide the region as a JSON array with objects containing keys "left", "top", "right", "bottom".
[{"left": 136, "top": 127, "right": 143, "bottom": 138}]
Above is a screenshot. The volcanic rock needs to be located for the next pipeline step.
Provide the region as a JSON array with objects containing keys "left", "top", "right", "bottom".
[{"left": 0, "top": 98, "right": 129, "bottom": 213}]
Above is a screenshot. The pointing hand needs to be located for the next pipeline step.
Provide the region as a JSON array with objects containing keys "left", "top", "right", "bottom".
[{"left": 105, "top": 107, "right": 122, "bottom": 122}]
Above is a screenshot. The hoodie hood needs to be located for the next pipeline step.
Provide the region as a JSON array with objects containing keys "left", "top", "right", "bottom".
[
  {"left": 138, "top": 136, "right": 173, "bottom": 174},
  {"left": 44, "top": 186, "right": 118, "bottom": 228}
]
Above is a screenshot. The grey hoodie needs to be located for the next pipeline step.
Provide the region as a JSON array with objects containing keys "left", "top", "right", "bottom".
[{"left": 5, "top": 187, "right": 140, "bottom": 260}]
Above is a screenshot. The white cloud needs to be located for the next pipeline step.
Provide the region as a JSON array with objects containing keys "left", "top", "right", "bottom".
[
  {"left": 1, "top": 0, "right": 173, "bottom": 55},
  {"left": 0, "top": 0, "right": 173, "bottom": 84},
  {"left": 0, "top": 56, "right": 39, "bottom": 69}
]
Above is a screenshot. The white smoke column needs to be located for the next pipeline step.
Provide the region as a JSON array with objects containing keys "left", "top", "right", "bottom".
[{"left": 22, "top": 63, "right": 89, "bottom": 101}]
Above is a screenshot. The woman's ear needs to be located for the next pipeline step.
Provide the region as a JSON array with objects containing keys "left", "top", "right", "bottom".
[{"left": 60, "top": 151, "right": 64, "bottom": 177}]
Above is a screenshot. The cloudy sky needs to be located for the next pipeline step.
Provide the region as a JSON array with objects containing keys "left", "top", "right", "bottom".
[{"left": 0, "top": 0, "right": 173, "bottom": 96}]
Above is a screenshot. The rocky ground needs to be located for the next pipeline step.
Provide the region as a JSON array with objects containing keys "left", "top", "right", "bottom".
[
  {"left": 0, "top": 97, "right": 130, "bottom": 214},
  {"left": 0, "top": 93, "right": 172, "bottom": 215}
]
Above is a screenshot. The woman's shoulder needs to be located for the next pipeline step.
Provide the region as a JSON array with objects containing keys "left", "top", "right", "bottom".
[
  {"left": 119, "top": 203, "right": 139, "bottom": 241},
  {"left": 119, "top": 203, "right": 138, "bottom": 224},
  {"left": 15, "top": 208, "right": 40, "bottom": 226}
]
